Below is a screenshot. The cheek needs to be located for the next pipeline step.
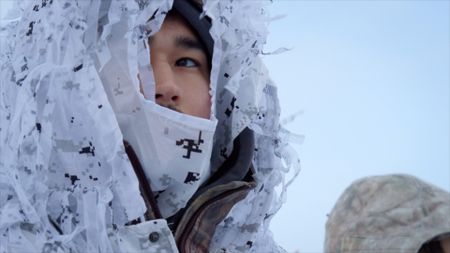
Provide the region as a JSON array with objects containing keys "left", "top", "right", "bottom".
[
  {"left": 184, "top": 80, "right": 211, "bottom": 118},
  {"left": 194, "top": 85, "right": 211, "bottom": 118}
]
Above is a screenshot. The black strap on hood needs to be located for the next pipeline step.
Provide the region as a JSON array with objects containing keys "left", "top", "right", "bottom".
[
  {"left": 124, "top": 141, "right": 163, "bottom": 220},
  {"left": 202, "top": 127, "right": 255, "bottom": 189}
]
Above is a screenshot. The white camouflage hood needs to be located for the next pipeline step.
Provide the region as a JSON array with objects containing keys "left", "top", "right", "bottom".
[{"left": 0, "top": 0, "right": 300, "bottom": 252}]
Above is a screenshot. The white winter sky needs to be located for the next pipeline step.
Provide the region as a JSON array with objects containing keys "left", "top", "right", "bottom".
[
  {"left": 1, "top": 1, "right": 449, "bottom": 253},
  {"left": 264, "top": 1, "right": 449, "bottom": 252}
]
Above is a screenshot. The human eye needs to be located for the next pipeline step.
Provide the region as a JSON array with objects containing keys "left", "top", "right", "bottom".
[{"left": 175, "top": 57, "right": 199, "bottom": 68}]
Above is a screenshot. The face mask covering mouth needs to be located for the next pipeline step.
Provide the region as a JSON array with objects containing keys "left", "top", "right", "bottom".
[{"left": 120, "top": 99, "right": 217, "bottom": 218}]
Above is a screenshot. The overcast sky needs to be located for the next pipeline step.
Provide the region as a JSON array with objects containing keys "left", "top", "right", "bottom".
[{"left": 264, "top": 1, "right": 449, "bottom": 252}]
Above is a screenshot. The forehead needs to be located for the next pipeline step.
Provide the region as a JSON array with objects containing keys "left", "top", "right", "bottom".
[
  {"left": 149, "top": 11, "right": 208, "bottom": 55},
  {"left": 164, "top": 11, "right": 189, "bottom": 26},
  {"left": 158, "top": 11, "right": 197, "bottom": 40}
]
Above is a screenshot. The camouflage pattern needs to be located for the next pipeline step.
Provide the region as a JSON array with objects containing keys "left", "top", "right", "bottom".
[
  {"left": 0, "top": 0, "right": 300, "bottom": 252},
  {"left": 324, "top": 174, "right": 450, "bottom": 253},
  {"left": 112, "top": 219, "right": 179, "bottom": 253}
]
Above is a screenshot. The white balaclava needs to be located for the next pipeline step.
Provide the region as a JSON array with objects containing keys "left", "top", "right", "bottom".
[{"left": 120, "top": 101, "right": 217, "bottom": 218}]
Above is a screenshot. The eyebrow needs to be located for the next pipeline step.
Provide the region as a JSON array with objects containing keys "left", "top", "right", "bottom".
[{"left": 174, "top": 35, "right": 206, "bottom": 52}]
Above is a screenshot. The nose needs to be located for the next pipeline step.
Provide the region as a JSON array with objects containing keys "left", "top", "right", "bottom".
[{"left": 153, "top": 64, "right": 180, "bottom": 107}]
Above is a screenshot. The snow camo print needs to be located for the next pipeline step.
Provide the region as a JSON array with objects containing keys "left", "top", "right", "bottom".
[
  {"left": 0, "top": 0, "right": 300, "bottom": 252},
  {"left": 112, "top": 219, "right": 178, "bottom": 253},
  {"left": 0, "top": 0, "right": 146, "bottom": 252}
]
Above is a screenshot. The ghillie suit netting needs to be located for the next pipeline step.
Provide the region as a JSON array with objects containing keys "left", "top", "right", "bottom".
[{"left": 0, "top": 0, "right": 300, "bottom": 252}]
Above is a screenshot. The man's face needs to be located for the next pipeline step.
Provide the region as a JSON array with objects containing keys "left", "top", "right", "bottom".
[{"left": 146, "top": 13, "right": 211, "bottom": 119}]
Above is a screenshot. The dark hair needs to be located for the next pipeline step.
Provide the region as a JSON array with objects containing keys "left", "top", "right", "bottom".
[
  {"left": 163, "top": 10, "right": 211, "bottom": 71},
  {"left": 171, "top": 0, "right": 213, "bottom": 63}
]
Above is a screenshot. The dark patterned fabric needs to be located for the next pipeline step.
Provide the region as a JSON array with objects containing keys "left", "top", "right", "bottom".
[{"left": 176, "top": 181, "right": 256, "bottom": 253}]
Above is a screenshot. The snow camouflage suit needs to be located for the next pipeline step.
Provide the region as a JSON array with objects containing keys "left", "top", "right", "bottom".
[
  {"left": 325, "top": 174, "right": 450, "bottom": 253},
  {"left": 0, "top": 0, "right": 300, "bottom": 252}
]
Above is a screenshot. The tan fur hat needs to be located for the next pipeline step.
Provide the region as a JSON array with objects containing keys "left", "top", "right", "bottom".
[{"left": 325, "top": 174, "right": 450, "bottom": 253}]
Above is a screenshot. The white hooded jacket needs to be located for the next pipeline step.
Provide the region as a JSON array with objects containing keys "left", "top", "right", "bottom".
[{"left": 0, "top": 0, "right": 300, "bottom": 252}]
